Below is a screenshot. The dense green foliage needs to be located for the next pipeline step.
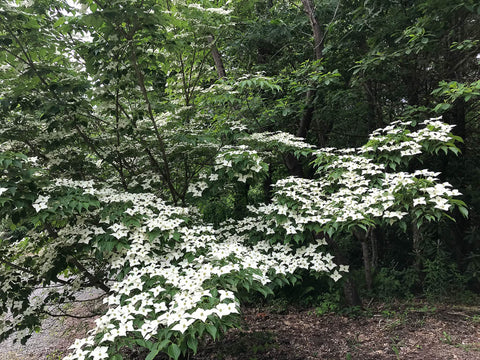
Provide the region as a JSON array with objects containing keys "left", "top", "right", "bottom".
[{"left": 0, "top": 0, "right": 478, "bottom": 359}]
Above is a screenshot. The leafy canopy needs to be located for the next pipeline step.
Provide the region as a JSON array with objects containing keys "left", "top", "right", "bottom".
[{"left": 0, "top": 0, "right": 468, "bottom": 359}]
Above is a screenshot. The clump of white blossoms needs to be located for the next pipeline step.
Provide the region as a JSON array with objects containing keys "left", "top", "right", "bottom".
[
  {"left": 60, "top": 182, "right": 341, "bottom": 360},
  {"left": 188, "top": 145, "right": 268, "bottom": 196},
  {"left": 21, "top": 117, "right": 465, "bottom": 360},
  {"left": 248, "top": 131, "right": 315, "bottom": 150},
  {"left": 250, "top": 117, "right": 464, "bottom": 236},
  {"left": 360, "top": 117, "right": 459, "bottom": 159}
]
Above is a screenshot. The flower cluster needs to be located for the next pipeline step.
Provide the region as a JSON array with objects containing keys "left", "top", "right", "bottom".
[
  {"left": 247, "top": 131, "right": 314, "bottom": 151},
  {"left": 188, "top": 145, "right": 268, "bottom": 196},
  {"left": 186, "top": 3, "right": 233, "bottom": 16},
  {"left": 58, "top": 179, "right": 340, "bottom": 360},
  {"left": 360, "top": 117, "right": 457, "bottom": 158},
  {"left": 240, "top": 118, "right": 464, "bottom": 240},
  {"left": 2, "top": 117, "right": 465, "bottom": 360},
  {"left": 32, "top": 194, "right": 50, "bottom": 212}
]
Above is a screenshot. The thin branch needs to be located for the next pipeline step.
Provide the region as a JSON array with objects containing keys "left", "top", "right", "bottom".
[
  {"left": 127, "top": 38, "right": 179, "bottom": 202},
  {"left": 324, "top": 129, "right": 369, "bottom": 138},
  {"left": 5, "top": 24, "right": 52, "bottom": 90},
  {"left": 72, "top": 294, "right": 107, "bottom": 303},
  {"left": 66, "top": 256, "right": 110, "bottom": 293},
  {"left": 42, "top": 309, "right": 101, "bottom": 319},
  {"left": 318, "top": 0, "right": 341, "bottom": 48},
  {"left": 179, "top": 53, "right": 191, "bottom": 106},
  {"left": 0, "top": 257, "right": 70, "bottom": 286},
  {"left": 115, "top": 80, "right": 128, "bottom": 190}
]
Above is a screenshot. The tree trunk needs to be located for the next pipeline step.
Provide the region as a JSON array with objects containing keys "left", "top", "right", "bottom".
[
  {"left": 343, "top": 277, "right": 362, "bottom": 308},
  {"left": 263, "top": 166, "right": 274, "bottom": 204},
  {"left": 208, "top": 35, "right": 226, "bottom": 79},
  {"left": 370, "top": 227, "right": 378, "bottom": 270},
  {"left": 285, "top": 0, "right": 324, "bottom": 177},
  {"left": 363, "top": 80, "right": 383, "bottom": 131},
  {"left": 354, "top": 228, "right": 373, "bottom": 292},
  {"left": 301, "top": 0, "right": 324, "bottom": 61},
  {"left": 297, "top": 90, "right": 315, "bottom": 139},
  {"left": 412, "top": 222, "right": 422, "bottom": 274},
  {"left": 324, "top": 234, "right": 362, "bottom": 307},
  {"left": 361, "top": 239, "right": 373, "bottom": 291}
]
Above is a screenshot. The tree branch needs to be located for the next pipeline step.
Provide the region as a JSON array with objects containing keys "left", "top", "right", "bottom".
[
  {"left": 66, "top": 256, "right": 110, "bottom": 293},
  {"left": 127, "top": 38, "right": 179, "bottom": 203}
]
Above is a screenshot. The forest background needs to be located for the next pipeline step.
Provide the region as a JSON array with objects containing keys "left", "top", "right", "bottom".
[{"left": 0, "top": 0, "right": 479, "bottom": 359}]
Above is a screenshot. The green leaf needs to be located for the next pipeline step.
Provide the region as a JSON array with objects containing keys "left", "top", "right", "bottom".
[
  {"left": 156, "top": 339, "right": 171, "bottom": 350},
  {"left": 187, "top": 336, "right": 198, "bottom": 354},
  {"left": 54, "top": 17, "right": 66, "bottom": 28},
  {"left": 257, "top": 286, "right": 274, "bottom": 298},
  {"left": 167, "top": 343, "right": 181, "bottom": 360},
  {"left": 243, "top": 280, "right": 250, "bottom": 292},
  {"left": 458, "top": 206, "right": 468, "bottom": 218},
  {"left": 135, "top": 339, "right": 147, "bottom": 348},
  {"left": 196, "top": 322, "right": 205, "bottom": 337},
  {"left": 145, "top": 348, "right": 160, "bottom": 360},
  {"left": 326, "top": 227, "right": 334, "bottom": 238},
  {"left": 206, "top": 324, "right": 217, "bottom": 340}
]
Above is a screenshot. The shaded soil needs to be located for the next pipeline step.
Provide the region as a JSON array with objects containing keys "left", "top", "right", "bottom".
[
  {"left": 191, "top": 301, "right": 480, "bottom": 360},
  {"left": 2, "top": 300, "right": 480, "bottom": 359}
]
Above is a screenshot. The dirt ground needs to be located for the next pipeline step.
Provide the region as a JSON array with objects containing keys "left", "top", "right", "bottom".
[
  {"left": 1, "top": 300, "right": 479, "bottom": 360},
  {"left": 191, "top": 302, "right": 480, "bottom": 360}
]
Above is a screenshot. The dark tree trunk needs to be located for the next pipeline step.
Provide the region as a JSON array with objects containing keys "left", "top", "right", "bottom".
[
  {"left": 285, "top": 0, "right": 325, "bottom": 177},
  {"left": 263, "top": 166, "right": 274, "bottom": 204},
  {"left": 297, "top": 90, "right": 315, "bottom": 139},
  {"left": 361, "top": 240, "right": 373, "bottom": 292},
  {"left": 354, "top": 228, "right": 373, "bottom": 292},
  {"left": 324, "top": 234, "right": 362, "bottom": 307},
  {"left": 208, "top": 35, "right": 226, "bottom": 79},
  {"left": 301, "top": 0, "right": 324, "bottom": 61},
  {"left": 412, "top": 222, "right": 422, "bottom": 275},
  {"left": 370, "top": 228, "right": 378, "bottom": 270}
]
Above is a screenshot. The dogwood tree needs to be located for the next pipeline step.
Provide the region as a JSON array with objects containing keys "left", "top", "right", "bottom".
[{"left": 0, "top": 0, "right": 467, "bottom": 359}]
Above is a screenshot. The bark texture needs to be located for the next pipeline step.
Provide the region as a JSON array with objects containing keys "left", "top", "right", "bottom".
[{"left": 208, "top": 35, "right": 226, "bottom": 79}]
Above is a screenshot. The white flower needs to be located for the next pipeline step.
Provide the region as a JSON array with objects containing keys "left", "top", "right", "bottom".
[
  {"left": 0, "top": 187, "right": 8, "bottom": 195},
  {"left": 285, "top": 225, "right": 297, "bottom": 234},
  {"left": 413, "top": 197, "right": 427, "bottom": 206},
  {"left": 206, "top": 7, "right": 232, "bottom": 15},
  {"left": 32, "top": 195, "right": 50, "bottom": 212},
  {"left": 69, "top": 338, "right": 88, "bottom": 350},
  {"left": 330, "top": 270, "right": 342, "bottom": 282},
  {"left": 188, "top": 308, "right": 215, "bottom": 322},
  {"left": 89, "top": 346, "right": 109, "bottom": 360},
  {"left": 431, "top": 197, "right": 450, "bottom": 211},
  {"left": 140, "top": 319, "right": 161, "bottom": 339},
  {"left": 171, "top": 318, "right": 195, "bottom": 333},
  {"left": 237, "top": 173, "right": 252, "bottom": 183},
  {"left": 153, "top": 301, "right": 168, "bottom": 313},
  {"left": 214, "top": 302, "right": 239, "bottom": 317}
]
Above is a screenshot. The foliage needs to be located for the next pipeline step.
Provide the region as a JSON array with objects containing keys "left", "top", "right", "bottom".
[{"left": 0, "top": 0, "right": 478, "bottom": 359}]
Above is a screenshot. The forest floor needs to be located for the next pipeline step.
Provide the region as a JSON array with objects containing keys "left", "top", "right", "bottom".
[
  {"left": 190, "top": 301, "right": 480, "bottom": 360},
  {"left": 1, "top": 299, "right": 480, "bottom": 360}
]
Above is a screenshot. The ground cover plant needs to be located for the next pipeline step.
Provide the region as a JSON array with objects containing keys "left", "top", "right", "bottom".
[{"left": 0, "top": 0, "right": 478, "bottom": 359}]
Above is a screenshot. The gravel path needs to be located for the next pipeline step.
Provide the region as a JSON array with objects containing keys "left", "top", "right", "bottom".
[{"left": 0, "top": 289, "right": 103, "bottom": 360}]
